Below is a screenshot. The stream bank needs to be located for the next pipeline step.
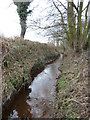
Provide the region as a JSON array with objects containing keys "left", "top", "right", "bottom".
[
  {"left": 2, "top": 37, "right": 59, "bottom": 113},
  {"left": 55, "top": 50, "right": 89, "bottom": 118},
  {"left": 2, "top": 55, "right": 61, "bottom": 119}
]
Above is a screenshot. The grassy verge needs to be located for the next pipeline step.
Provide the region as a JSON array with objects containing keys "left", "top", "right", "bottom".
[
  {"left": 1, "top": 37, "right": 59, "bottom": 107},
  {"left": 56, "top": 50, "right": 89, "bottom": 118}
]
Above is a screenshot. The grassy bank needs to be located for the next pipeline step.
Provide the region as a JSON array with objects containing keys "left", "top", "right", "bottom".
[
  {"left": 2, "top": 37, "right": 59, "bottom": 107},
  {"left": 56, "top": 50, "right": 89, "bottom": 118}
]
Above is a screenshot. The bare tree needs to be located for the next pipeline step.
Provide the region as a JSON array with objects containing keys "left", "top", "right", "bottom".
[{"left": 31, "top": 0, "right": 89, "bottom": 52}]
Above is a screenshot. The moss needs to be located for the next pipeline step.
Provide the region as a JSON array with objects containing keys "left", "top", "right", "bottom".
[
  {"left": 58, "top": 73, "right": 69, "bottom": 90},
  {"left": 58, "top": 81, "right": 67, "bottom": 90}
]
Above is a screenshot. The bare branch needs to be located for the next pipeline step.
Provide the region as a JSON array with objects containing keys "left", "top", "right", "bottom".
[
  {"left": 28, "top": 23, "right": 68, "bottom": 30},
  {"left": 57, "top": 0, "right": 67, "bottom": 10},
  {"left": 71, "top": 2, "right": 78, "bottom": 12},
  {"left": 8, "top": 3, "right": 14, "bottom": 8},
  {"left": 81, "top": 1, "right": 90, "bottom": 13}
]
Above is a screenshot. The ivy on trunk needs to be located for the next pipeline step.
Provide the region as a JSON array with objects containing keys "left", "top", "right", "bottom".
[{"left": 14, "top": 1, "right": 32, "bottom": 38}]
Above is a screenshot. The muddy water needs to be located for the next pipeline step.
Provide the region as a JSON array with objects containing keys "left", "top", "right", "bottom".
[{"left": 3, "top": 57, "right": 61, "bottom": 119}]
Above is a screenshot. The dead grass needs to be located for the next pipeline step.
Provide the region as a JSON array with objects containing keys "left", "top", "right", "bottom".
[
  {"left": 56, "top": 49, "right": 89, "bottom": 118},
  {"left": 1, "top": 36, "right": 59, "bottom": 106}
]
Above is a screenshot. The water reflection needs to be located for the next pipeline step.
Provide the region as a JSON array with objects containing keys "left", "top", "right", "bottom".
[
  {"left": 3, "top": 57, "right": 61, "bottom": 118},
  {"left": 9, "top": 110, "right": 18, "bottom": 118},
  {"left": 27, "top": 58, "right": 61, "bottom": 117}
]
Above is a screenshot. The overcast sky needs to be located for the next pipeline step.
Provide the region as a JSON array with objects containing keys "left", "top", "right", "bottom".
[
  {"left": 0, "top": 0, "right": 49, "bottom": 43},
  {"left": 0, "top": 0, "right": 89, "bottom": 43}
]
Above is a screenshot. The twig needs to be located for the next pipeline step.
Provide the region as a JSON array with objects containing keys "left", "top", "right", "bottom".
[{"left": 65, "top": 99, "right": 86, "bottom": 106}]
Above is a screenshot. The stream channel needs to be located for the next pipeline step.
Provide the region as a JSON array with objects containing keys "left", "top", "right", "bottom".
[{"left": 3, "top": 56, "right": 62, "bottom": 119}]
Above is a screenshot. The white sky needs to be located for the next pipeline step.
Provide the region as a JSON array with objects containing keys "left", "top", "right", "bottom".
[
  {"left": 0, "top": 0, "right": 89, "bottom": 43},
  {"left": 0, "top": 0, "right": 49, "bottom": 43}
]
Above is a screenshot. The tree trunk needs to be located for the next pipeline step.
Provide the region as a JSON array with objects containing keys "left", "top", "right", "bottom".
[
  {"left": 75, "top": 2, "right": 83, "bottom": 52},
  {"left": 67, "top": 2, "right": 76, "bottom": 49},
  {"left": 82, "top": 3, "right": 89, "bottom": 50},
  {"left": 20, "top": 20, "right": 26, "bottom": 38},
  {"left": 83, "top": 19, "right": 90, "bottom": 50}
]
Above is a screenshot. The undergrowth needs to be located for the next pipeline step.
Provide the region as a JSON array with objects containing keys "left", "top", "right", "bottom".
[
  {"left": 1, "top": 37, "right": 59, "bottom": 105},
  {"left": 56, "top": 49, "right": 88, "bottom": 118}
]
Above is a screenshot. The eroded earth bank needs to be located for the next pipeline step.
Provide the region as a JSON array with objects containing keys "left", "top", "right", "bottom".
[{"left": 1, "top": 37, "right": 59, "bottom": 118}]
